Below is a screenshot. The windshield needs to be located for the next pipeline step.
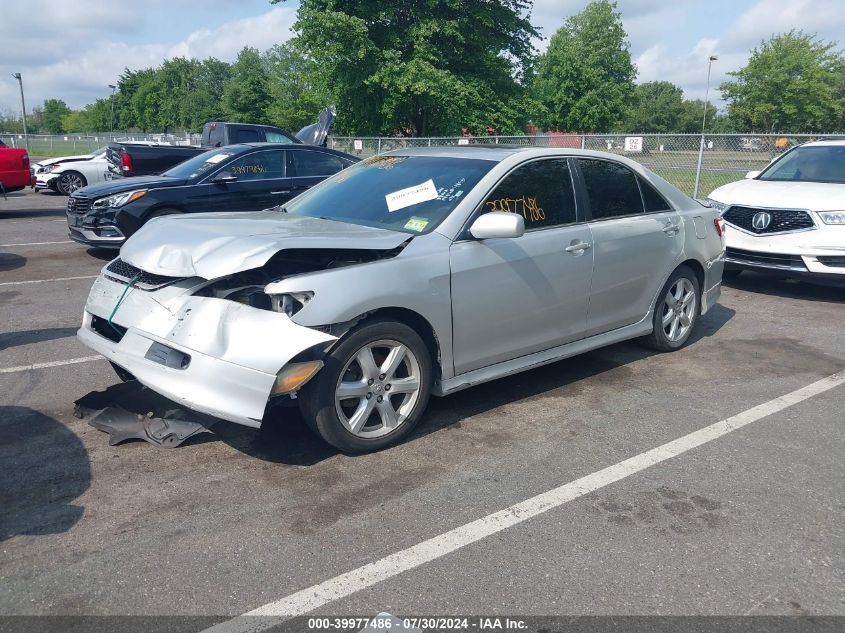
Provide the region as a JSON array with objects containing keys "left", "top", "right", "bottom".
[
  {"left": 92, "top": 147, "right": 107, "bottom": 157},
  {"left": 759, "top": 145, "right": 845, "bottom": 184},
  {"left": 285, "top": 155, "right": 495, "bottom": 234},
  {"left": 161, "top": 147, "right": 239, "bottom": 180}
]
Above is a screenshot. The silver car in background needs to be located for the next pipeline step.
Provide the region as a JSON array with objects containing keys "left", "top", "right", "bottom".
[{"left": 78, "top": 147, "right": 725, "bottom": 452}]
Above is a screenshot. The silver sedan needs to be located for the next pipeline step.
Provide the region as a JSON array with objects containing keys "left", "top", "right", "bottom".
[{"left": 78, "top": 147, "right": 726, "bottom": 452}]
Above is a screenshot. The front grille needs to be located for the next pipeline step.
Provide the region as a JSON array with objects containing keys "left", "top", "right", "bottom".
[
  {"left": 91, "top": 315, "right": 126, "bottom": 343},
  {"left": 725, "top": 247, "right": 806, "bottom": 270},
  {"left": 723, "top": 206, "right": 814, "bottom": 235},
  {"left": 67, "top": 195, "right": 91, "bottom": 215},
  {"left": 104, "top": 258, "right": 184, "bottom": 291},
  {"left": 817, "top": 256, "right": 845, "bottom": 268}
]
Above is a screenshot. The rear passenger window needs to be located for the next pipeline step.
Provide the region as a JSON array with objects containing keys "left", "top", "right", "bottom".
[
  {"left": 578, "top": 159, "right": 644, "bottom": 220},
  {"left": 481, "top": 159, "right": 576, "bottom": 230},
  {"left": 234, "top": 129, "right": 261, "bottom": 143},
  {"left": 291, "top": 151, "right": 346, "bottom": 177},
  {"left": 265, "top": 131, "right": 295, "bottom": 144},
  {"left": 639, "top": 178, "right": 671, "bottom": 212}
]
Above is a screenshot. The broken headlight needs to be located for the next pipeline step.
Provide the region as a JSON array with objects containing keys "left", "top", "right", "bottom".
[{"left": 270, "top": 292, "right": 314, "bottom": 317}]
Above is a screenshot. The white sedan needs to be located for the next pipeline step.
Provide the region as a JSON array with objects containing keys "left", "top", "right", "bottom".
[
  {"left": 708, "top": 140, "right": 845, "bottom": 284},
  {"left": 35, "top": 147, "right": 111, "bottom": 195}
]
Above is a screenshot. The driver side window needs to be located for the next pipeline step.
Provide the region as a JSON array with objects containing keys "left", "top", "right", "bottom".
[{"left": 481, "top": 159, "right": 576, "bottom": 230}]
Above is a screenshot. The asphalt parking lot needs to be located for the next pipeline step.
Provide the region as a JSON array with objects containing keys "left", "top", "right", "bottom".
[{"left": 1, "top": 188, "right": 843, "bottom": 628}]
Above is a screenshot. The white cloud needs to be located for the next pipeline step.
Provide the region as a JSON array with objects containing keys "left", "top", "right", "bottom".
[
  {"left": 728, "top": 0, "right": 845, "bottom": 46},
  {"left": 0, "top": 6, "right": 297, "bottom": 111}
]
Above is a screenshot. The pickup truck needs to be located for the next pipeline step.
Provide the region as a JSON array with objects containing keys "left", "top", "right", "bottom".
[
  {"left": 106, "top": 107, "right": 334, "bottom": 178},
  {"left": 0, "top": 147, "right": 35, "bottom": 193}
]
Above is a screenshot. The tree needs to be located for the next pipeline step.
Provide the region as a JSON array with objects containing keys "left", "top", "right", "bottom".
[
  {"left": 274, "top": 0, "right": 538, "bottom": 136},
  {"left": 531, "top": 0, "right": 636, "bottom": 132},
  {"left": 619, "top": 82, "right": 685, "bottom": 132},
  {"left": 61, "top": 110, "right": 91, "bottom": 133},
  {"left": 720, "top": 30, "right": 845, "bottom": 132},
  {"left": 265, "top": 40, "right": 330, "bottom": 132},
  {"left": 221, "top": 47, "right": 271, "bottom": 123},
  {"left": 42, "top": 99, "right": 71, "bottom": 134}
]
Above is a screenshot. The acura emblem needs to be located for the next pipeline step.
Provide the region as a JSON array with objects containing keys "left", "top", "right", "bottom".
[{"left": 751, "top": 211, "right": 772, "bottom": 231}]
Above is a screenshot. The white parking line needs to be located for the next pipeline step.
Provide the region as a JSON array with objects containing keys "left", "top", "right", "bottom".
[
  {"left": 0, "top": 275, "right": 97, "bottom": 286},
  {"left": 205, "top": 371, "right": 845, "bottom": 633},
  {"left": 0, "top": 240, "right": 73, "bottom": 247},
  {"left": 0, "top": 355, "right": 103, "bottom": 374}
]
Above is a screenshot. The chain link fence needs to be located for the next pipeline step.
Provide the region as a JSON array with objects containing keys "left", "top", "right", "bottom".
[
  {"left": 0, "top": 132, "right": 199, "bottom": 158},
  {"left": 329, "top": 133, "right": 845, "bottom": 198},
  {"left": 4, "top": 131, "right": 841, "bottom": 198}
]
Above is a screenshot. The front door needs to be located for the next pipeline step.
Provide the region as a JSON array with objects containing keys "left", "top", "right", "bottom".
[
  {"left": 189, "top": 149, "right": 289, "bottom": 213},
  {"left": 450, "top": 158, "right": 594, "bottom": 376}
]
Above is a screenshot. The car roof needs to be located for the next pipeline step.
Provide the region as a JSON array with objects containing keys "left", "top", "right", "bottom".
[
  {"left": 385, "top": 144, "right": 663, "bottom": 166},
  {"left": 802, "top": 139, "right": 845, "bottom": 147}
]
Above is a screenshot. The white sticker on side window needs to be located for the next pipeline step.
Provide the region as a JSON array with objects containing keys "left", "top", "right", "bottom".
[{"left": 385, "top": 179, "right": 438, "bottom": 212}]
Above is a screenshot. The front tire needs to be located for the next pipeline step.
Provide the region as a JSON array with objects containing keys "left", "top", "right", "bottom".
[
  {"left": 56, "top": 171, "right": 86, "bottom": 195},
  {"left": 640, "top": 265, "right": 701, "bottom": 352},
  {"left": 299, "top": 318, "right": 432, "bottom": 453}
]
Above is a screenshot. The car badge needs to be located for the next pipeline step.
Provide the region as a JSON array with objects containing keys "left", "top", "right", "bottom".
[{"left": 751, "top": 211, "right": 772, "bottom": 231}]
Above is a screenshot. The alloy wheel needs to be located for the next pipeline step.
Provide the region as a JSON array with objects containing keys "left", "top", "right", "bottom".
[
  {"left": 661, "top": 278, "right": 696, "bottom": 342},
  {"left": 334, "top": 339, "right": 422, "bottom": 438}
]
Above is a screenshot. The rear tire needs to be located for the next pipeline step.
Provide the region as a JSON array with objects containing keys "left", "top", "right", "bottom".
[
  {"left": 56, "top": 171, "right": 86, "bottom": 195},
  {"left": 640, "top": 265, "right": 701, "bottom": 352},
  {"left": 299, "top": 318, "right": 432, "bottom": 453}
]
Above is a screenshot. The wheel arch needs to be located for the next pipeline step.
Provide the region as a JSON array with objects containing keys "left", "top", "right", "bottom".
[{"left": 677, "top": 258, "right": 705, "bottom": 303}]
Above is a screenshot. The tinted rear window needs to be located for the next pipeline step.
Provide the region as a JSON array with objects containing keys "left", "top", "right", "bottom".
[
  {"left": 639, "top": 178, "right": 671, "bottom": 212},
  {"left": 234, "top": 129, "right": 261, "bottom": 143},
  {"left": 578, "top": 159, "right": 644, "bottom": 220}
]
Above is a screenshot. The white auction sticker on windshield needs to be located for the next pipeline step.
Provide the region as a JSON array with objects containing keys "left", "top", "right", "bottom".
[
  {"left": 205, "top": 153, "right": 230, "bottom": 164},
  {"left": 385, "top": 179, "right": 438, "bottom": 212}
]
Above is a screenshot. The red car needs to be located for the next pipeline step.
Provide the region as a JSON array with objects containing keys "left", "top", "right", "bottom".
[{"left": 0, "top": 146, "right": 36, "bottom": 193}]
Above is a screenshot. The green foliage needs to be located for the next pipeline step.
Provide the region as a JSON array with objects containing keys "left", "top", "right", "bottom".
[
  {"left": 278, "top": 0, "right": 538, "bottom": 136},
  {"left": 61, "top": 110, "right": 90, "bottom": 133},
  {"left": 619, "top": 82, "right": 685, "bottom": 133},
  {"left": 265, "top": 40, "right": 329, "bottom": 131},
  {"left": 41, "top": 99, "right": 71, "bottom": 133},
  {"left": 531, "top": 0, "right": 636, "bottom": 132},
  {"left": 222, "top": 47, "right": 271, "bottom": 124},
  {"left": 720, "top": 30, "right": 845, "bottom": 132}
]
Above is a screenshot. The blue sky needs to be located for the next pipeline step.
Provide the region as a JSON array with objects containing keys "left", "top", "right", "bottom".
[{"left": 1, "top": 0, "right": 844, "bottom": 116}]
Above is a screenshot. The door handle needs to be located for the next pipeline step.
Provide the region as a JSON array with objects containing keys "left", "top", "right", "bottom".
[
  {"left": 565, "top": 241, "right": 592, "bottom": 253},
  {"left": 270, "top": 190, "right": 291, "bottom": 195},
  {"left": 662, "top": 224, "right": 680, "bottom": 235}
]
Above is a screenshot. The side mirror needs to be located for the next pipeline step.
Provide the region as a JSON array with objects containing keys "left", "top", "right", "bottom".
[
  {"left": 744, "top": 170, "right": 761, "bottom": 179},
  {"left": 213, "top": 173, "right": 237, "bottom": 184},
  {"left": 469, "top": 211, "right": 525, "bottom": 240}
]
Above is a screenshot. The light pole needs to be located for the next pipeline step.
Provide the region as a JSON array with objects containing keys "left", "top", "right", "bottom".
[
  {"left": 108, "top": 84, "right": 117, "bottom": 137},
  {"left": 693, "top": 55, "right": 718, "bottom": 199},
  {"left": 12, "top": 73, "right": 29, "bottom": 152}
]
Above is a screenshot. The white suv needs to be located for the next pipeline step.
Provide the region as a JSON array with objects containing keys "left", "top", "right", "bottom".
[{"left": 707, "top": 140, "right": 845, "bottom": 284}]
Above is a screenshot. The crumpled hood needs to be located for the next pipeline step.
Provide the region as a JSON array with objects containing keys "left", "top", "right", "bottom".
[
  {"left": 120, "top": 210, "right": 410, "bottom": 280},
  {"left": 710, "top": 179, "right": 845, "bottom": 211}
]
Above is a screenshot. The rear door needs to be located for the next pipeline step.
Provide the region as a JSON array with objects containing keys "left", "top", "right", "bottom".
[
  {"left": 449, "top": 158, "right": 594, "bottom": 375},
  {"left": 284, "top": 149, "right": 349, "bottom": 200},
  {"left": 574, "top": 158, "right": 682, "bottom": 336}
]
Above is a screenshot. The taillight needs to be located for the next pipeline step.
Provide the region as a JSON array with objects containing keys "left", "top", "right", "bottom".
[
  {"left": 21, "top": 153, "right": 29, "bottom": 169},
  {"left": 120, "top": 151, "right": 133, "bottom": 174},
  {"left": 714, "top": 217, "right": 725, "bottom": 238}
]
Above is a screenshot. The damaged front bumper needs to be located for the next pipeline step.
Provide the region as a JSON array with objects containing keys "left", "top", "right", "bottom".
[{"left": 78, "top": 273, "right": 336, "bottom": 428}]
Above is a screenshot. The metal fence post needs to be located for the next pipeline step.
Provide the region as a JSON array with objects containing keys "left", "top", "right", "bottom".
[
  {"left": 377, "top": 138, "right": 381, "bottom": 155},
  {"left": 693, "top": 135, "right": 705, "bottom": 199}
]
